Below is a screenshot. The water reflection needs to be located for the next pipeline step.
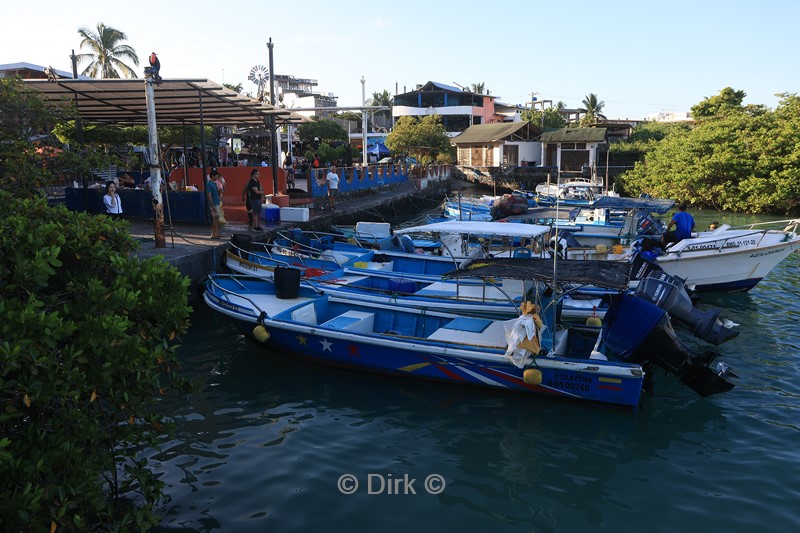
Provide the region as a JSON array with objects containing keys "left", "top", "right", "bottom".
[
  {"left": 151, "top": 232, "right": 800, "bottom": 531},
  {"left": 154, "top": 307, "right": 732, "bottom": 532}
]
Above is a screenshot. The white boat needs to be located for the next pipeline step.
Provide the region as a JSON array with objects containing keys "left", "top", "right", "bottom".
[{"left": 632, "top": 220, "right": 800, "bottom": 292}]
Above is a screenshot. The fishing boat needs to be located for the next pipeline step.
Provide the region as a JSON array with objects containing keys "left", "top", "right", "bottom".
[
  {"left": 225, "top": 221, "right": 553, "bottom": 282},
  {"left": 514, "top": 171, "right": 620, "bottom": 208},
  {"left": 631, "top": 219, "right": 800, "bottom": 292},
  {"left": 502, "top": 196, "right": 674, "bottom": 251},
  {"left": 204, "top": 261, "right": 736, "bottom": 409},
  {"left": 225, "top": 232, "right": 376, "bottom": 280},
  {"left": 331, "top": 222, "right": 441, "bottom": 251}
]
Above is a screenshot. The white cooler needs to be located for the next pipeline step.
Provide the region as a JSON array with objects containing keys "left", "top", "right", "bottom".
[{"left": 279, "top": 207, "right": 310, "bottom": 222}]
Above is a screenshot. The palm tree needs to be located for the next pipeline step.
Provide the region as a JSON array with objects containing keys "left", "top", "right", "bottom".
[
  {"left": 580, "top": 93, "right": 606, "bottom": 122},
  {"left": 369, "top": 89, "right": 393, "bottom": 128},
  {"left": 470, "top": 82, "right": 490, "bottom": 95},
  {"left": 76, "top": 23, "right": 140, "bottom": 78}
]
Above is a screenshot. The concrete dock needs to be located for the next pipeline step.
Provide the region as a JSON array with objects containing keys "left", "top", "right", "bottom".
[{"left": 127, "top": 179, "right": 460, "bottom": 301}]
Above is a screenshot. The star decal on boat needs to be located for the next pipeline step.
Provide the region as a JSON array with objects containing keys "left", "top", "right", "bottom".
[
  {"left": 320, "top": 339, "right": 333, "bottom": 352},
  {"left": 297, "top": 334, "right": 307, "bottom": 346}
]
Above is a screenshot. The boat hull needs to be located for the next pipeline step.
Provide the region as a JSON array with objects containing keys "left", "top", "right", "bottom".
[
  {"left": 203, "top": 284, "right": 644, "bottom": 408},
  {"left": 656, "top": 240, "right": 798, "bottom": 292}
]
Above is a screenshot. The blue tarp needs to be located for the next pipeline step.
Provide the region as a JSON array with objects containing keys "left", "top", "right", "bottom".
[{"left": 366, "top": 142, "right": 390, "bottom": 156}]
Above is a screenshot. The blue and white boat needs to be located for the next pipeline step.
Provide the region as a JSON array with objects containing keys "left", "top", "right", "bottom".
[
  {"left": 631, "top": 219, "right": 800, "bottom": 292},
  {"left": 204, "top": 265, "right": 736, "bottom": 409}
]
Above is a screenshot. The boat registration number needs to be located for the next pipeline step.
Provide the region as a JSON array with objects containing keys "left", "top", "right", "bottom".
[{"left": 547, "top": 372, "right": 592, "bottom": 392}]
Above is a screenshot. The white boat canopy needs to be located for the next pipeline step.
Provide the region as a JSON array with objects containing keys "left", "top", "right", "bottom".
[{"left": 395, "top": 221, "right": 550, "bottom": 238}]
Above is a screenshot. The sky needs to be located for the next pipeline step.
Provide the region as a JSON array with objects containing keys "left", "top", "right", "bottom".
[{"left": 2, "top": 0, "right": 799, "bottom": 120}]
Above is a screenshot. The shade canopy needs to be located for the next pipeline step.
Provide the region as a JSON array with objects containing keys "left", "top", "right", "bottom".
[
  {"left": 22, "top": 78, "right": 310, "bottom": 126},
  {"left": 366, "top": 142, "right": 390, "bottom": 156},
  {"left": 395, "top": 220, "right": 550, "bottom": 239}
]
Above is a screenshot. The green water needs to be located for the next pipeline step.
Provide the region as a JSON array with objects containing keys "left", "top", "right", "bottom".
[{"left": 152, "top": 208, "right": 800, "bottom": 532}]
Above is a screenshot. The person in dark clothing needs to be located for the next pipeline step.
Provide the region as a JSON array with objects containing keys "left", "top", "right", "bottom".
[{"left": 246, "top": 169, "right": 265, "bottom": 231}]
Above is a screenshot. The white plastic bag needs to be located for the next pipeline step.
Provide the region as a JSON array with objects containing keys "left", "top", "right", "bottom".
[{"left": 503, "top": 315, "right": 539, "bottom": 368}]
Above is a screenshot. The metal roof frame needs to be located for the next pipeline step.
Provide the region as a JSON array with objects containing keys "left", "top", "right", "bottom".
[{"left": 22, "top": 78, "right": 310, "bottom": 126}]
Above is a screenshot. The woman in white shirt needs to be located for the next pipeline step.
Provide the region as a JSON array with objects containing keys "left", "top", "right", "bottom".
[{"left": 103, "top": 182, "right": 123, "bottom": 219}]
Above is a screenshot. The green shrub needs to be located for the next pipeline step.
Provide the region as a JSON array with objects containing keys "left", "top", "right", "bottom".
[{"left": 0, "top": 192, "right": 191, "bottom": 531}]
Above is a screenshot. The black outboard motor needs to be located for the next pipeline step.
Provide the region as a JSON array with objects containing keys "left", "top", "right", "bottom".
[
  {"left": 635, "top": 271, "right": 739, "bottom": 345},
  {"left": 548, "top": 230, "right": 581, "bottom": 259},
  {"left": 602, "top": 293, "right": 735, "bottom": 397},
  {"left": 630, "top": 249, "right": 663, "bottom": 281}
]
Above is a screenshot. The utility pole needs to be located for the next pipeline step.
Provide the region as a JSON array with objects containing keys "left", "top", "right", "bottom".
[
  {"left": 267, "top": 38, "right": 278, "bottom": 195},
  {"left": 70, "top": 49, "right": 89, "bottom": 211},
  {"left": 361, "top": 76, "right": 368, "bottom": 167},
  {"left": 144, "top": 54, "right": 166, "bottom": 248}
]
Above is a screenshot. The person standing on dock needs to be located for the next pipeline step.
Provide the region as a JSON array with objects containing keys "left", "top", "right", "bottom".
[
  {"left": 206, "top": 174, "right": 222, "bottom": 239},
  {"left": 284, "top": 152, "right": 295, "bottom": 189},
  {"left": 326, "top": 166, "right": 339, "bottom": 210},
  {"left": 247, "top": 168, "right": 265, "bottom": 231},
  {"left": 103, "top": 181, "right": 123, "bottom": 219}
]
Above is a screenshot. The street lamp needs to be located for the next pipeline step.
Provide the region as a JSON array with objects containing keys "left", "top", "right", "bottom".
[{"left": 361, "top": 76, "right": 368, "bottom": 167}]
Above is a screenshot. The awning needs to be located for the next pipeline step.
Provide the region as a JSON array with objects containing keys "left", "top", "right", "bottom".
[
  {"left": 22, "top": 78, "right": 310, "bottom": 126},
  {"left": 395, "top": 220, "right": 550, "bottom": 239}
]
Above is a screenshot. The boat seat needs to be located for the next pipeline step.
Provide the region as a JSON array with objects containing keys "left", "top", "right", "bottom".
[
  {"left": 427, "top": 318, "right": 506, "bottom": 347},
  {"left": 513, "top": 248, "right": 532, "bottom": 258},
  {"left": 290, "top": 303, "right": 317, "bottom": 325},
  {"left": 443, "top": 317, "right": 493, "bottom": 332},
  {"left": 320, "top": 310, "right": 375, "bottom": 333}
]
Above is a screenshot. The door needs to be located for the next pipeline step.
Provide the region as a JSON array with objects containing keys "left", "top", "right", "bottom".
[{"left": 503, "top": 145, "right": 519, "bottom": 166}]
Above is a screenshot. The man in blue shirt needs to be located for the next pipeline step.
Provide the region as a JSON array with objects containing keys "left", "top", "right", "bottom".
[
  {"left": 206, "top": 174, "right": 222, "bottom": 239},
  {"left": 661, "top": 202, "right": 695, "bottom": 247}
]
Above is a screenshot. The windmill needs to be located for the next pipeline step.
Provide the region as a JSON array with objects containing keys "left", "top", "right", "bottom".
[{"left": 248, "top": 65, "right": 269, "bottom": 102}]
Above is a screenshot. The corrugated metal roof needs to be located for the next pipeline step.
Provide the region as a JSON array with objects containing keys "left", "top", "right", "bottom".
[
  {"left": 540, "top": 128, "right": 607, "bottom": 143},
  {"left": 451, "top": 122, "right": 534, "bottom": 144},
  {"left": 22, "top": 78, "right": 310, "bottom": 126},
  {"left": 429, "top": 81, "right": 465, "bottom": 93}
]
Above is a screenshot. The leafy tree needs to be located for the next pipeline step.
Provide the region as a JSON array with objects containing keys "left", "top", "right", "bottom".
[
  {"left": 76, "top": 23, "right": 140, "bottom": 78},
  {"left": 617, "top": 93, "right": 800, "bottom": 213},
  {"left": 521, "top": 106, "right": 567, "bottom": 130},
  {"left": 223, "top": 82, "right": 243, "bottom": 94},
  {"left": 691, "top": 87, "right": 747, "bottom": 118},
  {"left": 0, "top": 78, "right": 65, "bottom": 197},
  {"left": 609, "top": 120, "right": 691, "bottom": 163},
  {"left": 316, "top": 142, "right": 347, "bottom": 166},
  {"left": 0, "top": 192, "right": 191, "bottom": 530},
  {"left": 385, "top": 115, "right": 455, "bottom": 165},
  {"left": 0, "top": 77, "right": 192, "bottom": 529},
  {"left": 336, "top": 111, "right": 362, "bottom": 122},
  {"left": 297, "top": 119, "right": 348, "bottom": 146},
  {"left": 0, "top": 78, "right": 119, "bottom": 198}
]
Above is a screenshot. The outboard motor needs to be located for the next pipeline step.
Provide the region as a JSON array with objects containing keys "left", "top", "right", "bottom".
[
  {"left": 637, "top": 213, "right": 664, "bottom": 236},
  {"left": 635, "top": 271, "right": 739, "bottom": 345},
  {"left": 630, "top": 250, "right": 662, "bottom": 281},
  {"left": 602, "top": 293, "right": 735, "bottom": 397},
  {"left": 548, "top": 230, "right": 581, "bottom": 259}
]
